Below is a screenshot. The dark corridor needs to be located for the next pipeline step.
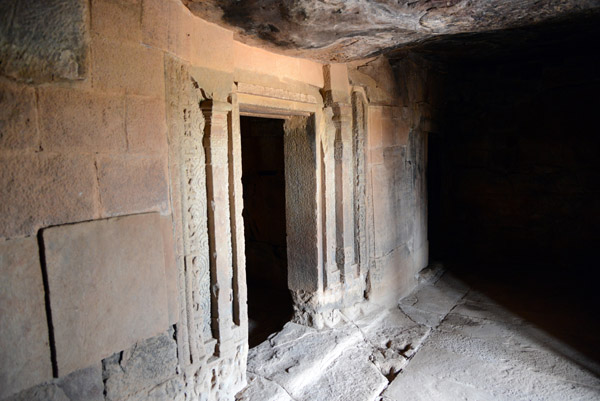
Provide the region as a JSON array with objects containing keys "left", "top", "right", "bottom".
[
  {"left": 423, "top": 15, "right": 600, "bottom": 366},
  {"left": 240, "top": 116, "right": 294, "bottom": 348}
]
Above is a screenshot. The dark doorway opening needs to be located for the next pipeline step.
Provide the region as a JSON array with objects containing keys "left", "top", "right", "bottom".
[{"left": 240, "top": 116, "right": 294, "bottom": 348}]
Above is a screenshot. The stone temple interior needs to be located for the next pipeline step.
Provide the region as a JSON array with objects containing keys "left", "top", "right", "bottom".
[{"left": 0, "top": 1, "right": 599, "bottom": 400}]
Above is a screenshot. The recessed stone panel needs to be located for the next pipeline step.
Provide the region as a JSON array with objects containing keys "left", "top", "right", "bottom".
[
  {"left": 0, "top": 237, "right": 53, "bottom": 400},
  {"left": 42, "top": 213, "right": 169, "bottom": 376}
]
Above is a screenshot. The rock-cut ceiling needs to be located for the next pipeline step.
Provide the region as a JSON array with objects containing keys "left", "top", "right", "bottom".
[{"left": 183, "top": 0, "right": 600, "bottom": 62}]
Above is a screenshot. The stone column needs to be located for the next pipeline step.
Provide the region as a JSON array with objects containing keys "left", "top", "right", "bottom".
[
  {"left": 201, "top": 99, "right": 234, "bottom": 355},
  {"left": 229, "top": 92, "right": 248, "bottom": 340},
  {"left": 321, "top": 108, "right": 340, "bottom": 290},
  {"left": 332, "top": 103, "right": 358, "bottom": 283}
]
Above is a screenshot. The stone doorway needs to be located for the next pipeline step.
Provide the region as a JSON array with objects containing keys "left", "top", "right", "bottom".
[{"left": 240, "top": 116, "right": 294, "bottom": 347}]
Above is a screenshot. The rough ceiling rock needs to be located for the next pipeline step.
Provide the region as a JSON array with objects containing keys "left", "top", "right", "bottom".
[{"left": 183, "top": 0, "right": 600, "bottom": 61}]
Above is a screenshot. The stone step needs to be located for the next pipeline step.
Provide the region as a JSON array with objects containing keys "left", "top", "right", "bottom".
[{"left": 237, "top": 306, "right": 432, "bottom": 401}]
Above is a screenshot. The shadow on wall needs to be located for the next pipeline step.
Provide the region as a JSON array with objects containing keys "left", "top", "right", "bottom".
[{"left": 420, "top": 14, "right": 600, "bottom": 364}]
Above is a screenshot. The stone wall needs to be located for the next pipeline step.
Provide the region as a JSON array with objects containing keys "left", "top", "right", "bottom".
[
  {"left": 359, "top": 55, "right": 434, "bottom": 307},
  {"left": 0, "top": 1, "right": 430, "bottom": 399}
]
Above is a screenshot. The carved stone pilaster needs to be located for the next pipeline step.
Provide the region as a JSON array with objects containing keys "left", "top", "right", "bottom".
[
  {"left": 229, "top": 93, "right": 248, "bottom": 339},
  {"left": 165, "top": 57, "right": 213, "bottom": 370},
  {"left": 331, "top": 103, "right": 358, "bottom": 283},
  {"left": 321, "top": 108, "right": 340, "bottom": 290},
  {"left": 200, "top": 99, "right": 234, "bottom": 354},
  {"left": 352, "top": 92, "right": 369, "bottom": 279}
]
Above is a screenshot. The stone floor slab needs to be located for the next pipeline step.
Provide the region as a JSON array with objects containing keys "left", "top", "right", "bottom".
[
  {"left": 239, "top": 270, "right": 600, "bottom": 401},
  {"left": 384, "top": 297, "right": 600, "bottom": 400}
]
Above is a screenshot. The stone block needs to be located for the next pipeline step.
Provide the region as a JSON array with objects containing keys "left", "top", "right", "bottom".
[
  {"left": 91, "top": 0, "right": 142, "bottom": 43},
  {"left": 42, "top": 213, "right": 170, "bottom": 376},
  {"left": 126, "top": 96, "right": 168, "bottom": 154},
  {"left": 141, "top": 0, "right": 170, "bottom": 51},
  {"left": 166, "top": 2, "right": 194, "bottom": 62},
  {"left": 323, "top": 63, "right": 350, "bottom": 103},
  {"left": 370, "top": 163, "right": 397, "bottom": 257},
  {"left": 57, "top": 364, "right": 104, "bottom": 401},
  {"left": 0, "top": 79, "right": 38, "bottom": 150},
  {"left": 367, "top": 107, "right": 382, "bottom": 150},
  {"left": 0, "top": 0, "right": 87, "bottom": 83},
  {"left": 297, "top": 58, "right": 325, "bottom": 88},
  {"left": 102, "top": 330, "right": 177, "bottom": 401},
  {"left": 38, "top": 87, "right": 126, "bottom": 153},
  {"left": 397, "top": 117, "right": 410, "bottom": 145},
  {"left": 233, "top": 42, "right": 275, "bottom": 76},
  {"left": 0, "top": 153, "right": 98, "bottom": 238},
  {"left": 187, "top": 7, "right": 234, "bottom": 72},
  {"left": 159, "top": 215, "right": 179, "bottom": 325},
  {"left": 96, "top": 154, "right": 169, "bottom": 217},
  {"left": 369, "top": 244, "right": 414, "bottom": 307},
  {"left": 381, "top": 113, "right": 396, "bottom": 148},
  {"left": 5, "top": 364, "right": 104, "bottom": 401},
  {"left": 369, "top": 148, "right": 383, "bottom": 165},
  {"left": 0, "top": 237, "right": 53, "bottom": 400},
  {"left": 92, "top": 36, "right": 164, "bottom": 97}
]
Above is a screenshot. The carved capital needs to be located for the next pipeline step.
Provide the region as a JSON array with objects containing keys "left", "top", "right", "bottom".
[{"left": 200, "top": 100, "right": 231, "bottom": 129}]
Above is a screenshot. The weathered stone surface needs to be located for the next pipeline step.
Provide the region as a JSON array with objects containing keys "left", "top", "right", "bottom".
[
  {"left": 356, "top": 308, "right": 429, "bottom": 369},
  {"left": 96, "top": 154, "right": 169, "bottom": 217},
  {"left": 140, "top": 0, "right": 170, "bottom": 51},
  {"left": 128, "top": 377, "right": 185, "bottom": 401},
  {"left": 91, "top": 0, "right": 142, "bottom": 43},
  {"left": 384, "top": 290, "right": 600, "bottom": 401},
  {"left": 102, "top": 330, "right": 178, "bottom": 401},
  {"left": 42, "top": 213, "right": 169, "bottom": 376},
  {"left": 283, "top": 116, "right": 319, "bottom": 292},
  {"left": 91, "top": 36, "right": 164, "bottom": 97},
  {"left": 348, "top": 56, "right": 398, "bottom": 106},
  {"left": 242, "top": 305, "right": 432, "bottom": 401},
  {"left": 0, "top": 237, "right": 53, "bottom": 400},
  {"left": 239, "top": 271, "right": 600, "bottom": 401},
  {"left": 398, "top": 272, "right": 469, "bottom": 328},
  {"left": 368, "top": 244, "right": 415, "bottom": 307},
  {"left": 236, "top": 373, "right": 293, "bottom": 401},
  {"left": 4, "top": 384, "right": 70, "bottom": 401},
  {"left": 183, "top": 0, "right": 600, "bottom": 61},
  {"left": 159, "top": 215, "right": 179, "bottom": 325},
  {"left": 38, "top": 87, "right": 126, "bottom": 153},
  {"left": 0, "top": 0, "right": 87, "bottom": 82},
  {"left": 5, "top": 364, "right": 104, "bottom": 401},
  {"left": 57, "top": 364, "right": 104, "bottom": 401},
  {"left": 247, "top": 322, "right": 363, "bottom": 397},
  {"left": 301, "top": 343, "right": 387, "bottom": 401},
  {"left": 126, "top": 96, "right": 168, "bottom": 154},
  {"left": 0, "top": 153, "right": 98, "bottom": 238},
  {"left": 0, "top": 78, "right": 38, "bottom": 150}
]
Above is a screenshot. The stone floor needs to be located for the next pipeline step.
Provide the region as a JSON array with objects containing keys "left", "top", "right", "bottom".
[{"left": 236, "top": 267, "right": 600, "bottom": 401}]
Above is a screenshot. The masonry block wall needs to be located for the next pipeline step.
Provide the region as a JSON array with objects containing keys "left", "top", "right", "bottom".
[
  {"left": 357, "top": 55, "right": 433, "bottom": 306},
  {"left": 0, "top": 0, "right": 430, "bottom": 399}
]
